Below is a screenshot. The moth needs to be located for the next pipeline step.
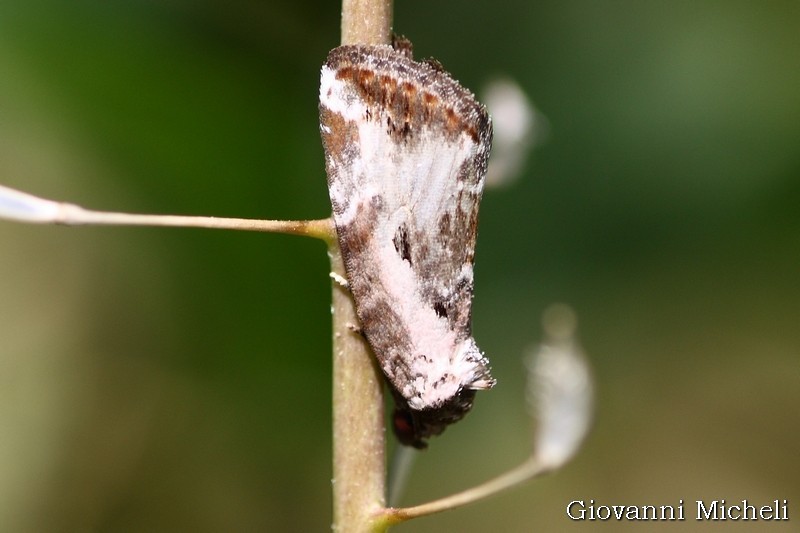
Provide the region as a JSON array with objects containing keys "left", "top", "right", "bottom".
[{"left": 319, "top": 42, "right": 495, "bottom": 448}]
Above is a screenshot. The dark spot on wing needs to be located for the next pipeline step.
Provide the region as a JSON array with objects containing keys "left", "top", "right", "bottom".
[
  {"left": 370, "top": 194, "right": 385, "bottom": 212},
  {"left": 433, "top": 300, "right": 448, "bottom": 318},
  {"left": 455, "top": 275, "right": 472, "bottom": 295},
  {"left": 393, "top": 223, "right": 412, "bottom": 263}
]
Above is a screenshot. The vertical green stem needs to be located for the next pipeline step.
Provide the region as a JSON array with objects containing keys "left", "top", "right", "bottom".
[
  {"left": 341, "top": 0, "right": 394, "bottom": 46},
  {"left": 330, "top": 241, "right": 387, "bottom": 532},
  {"left": 331, "top": 2, "right": 393, "bottom": 530}
]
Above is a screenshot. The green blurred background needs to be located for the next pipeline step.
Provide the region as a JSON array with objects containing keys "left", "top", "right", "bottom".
[{"left": 1, "top": 1, "right": 798, "bottom": 531}]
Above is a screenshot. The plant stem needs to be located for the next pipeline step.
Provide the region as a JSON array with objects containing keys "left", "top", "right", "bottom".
[
  {"left": 330, "top": 1, "right": 394, "bottom": 531},
  {"left": 341, "top": 0, "right": 394, "bottom": 46},
  {"left": 330, "top": 243, "right": 387, "bottom": 532}
]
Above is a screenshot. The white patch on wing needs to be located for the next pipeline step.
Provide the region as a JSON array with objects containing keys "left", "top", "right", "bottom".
[{"left": 342, "top": 116, "right": 481, "bottom": 409}]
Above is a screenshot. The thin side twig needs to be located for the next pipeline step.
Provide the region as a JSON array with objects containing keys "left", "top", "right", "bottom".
[
  {"left": 379, "top": 457, "right": 548, "bottom": 525},
  {"left": 0, "top": 184, "right": 333, "bottom": 240}
]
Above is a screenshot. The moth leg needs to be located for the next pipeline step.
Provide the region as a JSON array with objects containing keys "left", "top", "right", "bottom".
[
  {"left": 329, "top": 272, "right": 349, "bottom": 289},
  {"left": 329, "top": 273, "right": 364, "bottom": 336},
  {"left": 329, "top": 273, "right": 361, "bottom": 334}
]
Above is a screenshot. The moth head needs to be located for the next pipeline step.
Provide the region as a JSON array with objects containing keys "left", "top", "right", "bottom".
[{"left": 391, "top": 387, "right": 477, "bottom": 449}]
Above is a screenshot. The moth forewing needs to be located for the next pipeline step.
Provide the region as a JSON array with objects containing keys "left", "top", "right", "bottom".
[{"left": 320, "top": 43, "right": 494, "bottom": 448}]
